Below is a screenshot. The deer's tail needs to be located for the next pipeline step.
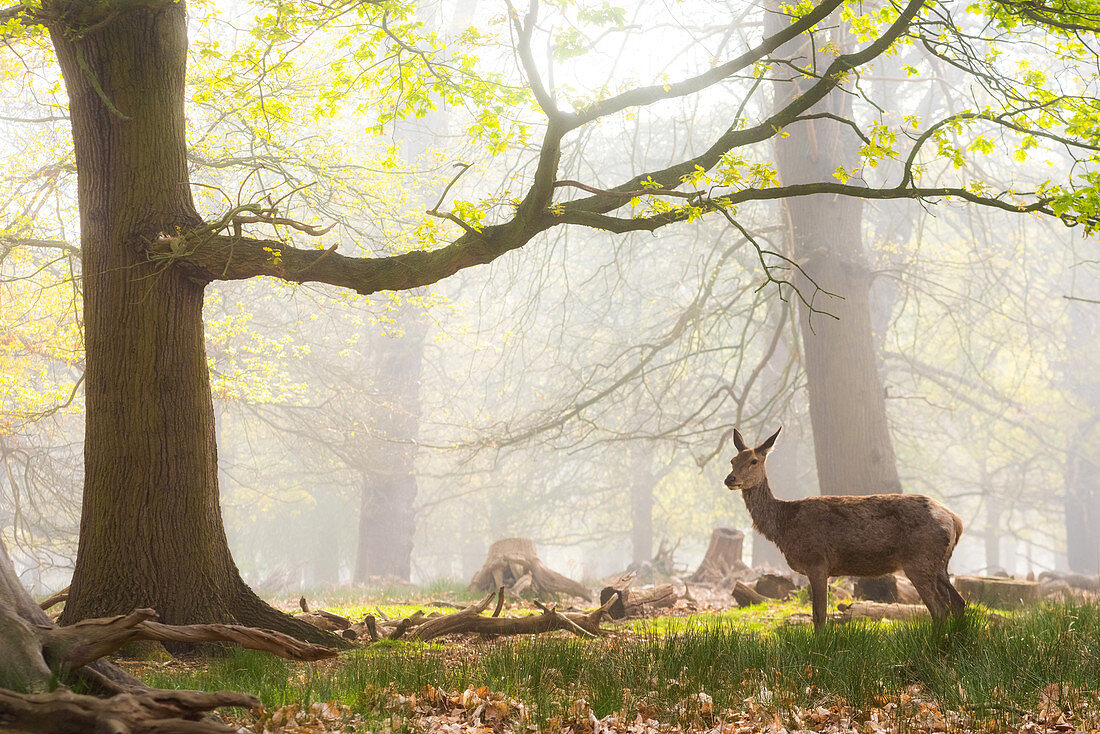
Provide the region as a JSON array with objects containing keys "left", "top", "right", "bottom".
[{"left": 951, "top": 513, "right": 964, "bottom": 549}]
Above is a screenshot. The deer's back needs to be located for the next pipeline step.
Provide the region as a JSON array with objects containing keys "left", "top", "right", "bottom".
[{"left": 777, "top": 493, "right": 960, "bottom": 577}]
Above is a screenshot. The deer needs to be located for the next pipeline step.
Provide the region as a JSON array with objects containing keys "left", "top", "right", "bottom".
[{"left": 724, "top": 427, "right": 965, "bottom": 630}]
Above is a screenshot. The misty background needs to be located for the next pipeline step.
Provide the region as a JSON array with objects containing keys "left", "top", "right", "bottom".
[{"left": 2, "top": 0, "right": 1098, "bottom": 595}]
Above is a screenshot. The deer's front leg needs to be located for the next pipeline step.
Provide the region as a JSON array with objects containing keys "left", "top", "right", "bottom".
[{"left": 808, "top": 568, "right": 829, "bottom": 631}]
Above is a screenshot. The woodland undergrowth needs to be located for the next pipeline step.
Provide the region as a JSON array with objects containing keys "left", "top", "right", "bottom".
[{"left": 129, "top": 600, "right": 1100, "bottom": 733}]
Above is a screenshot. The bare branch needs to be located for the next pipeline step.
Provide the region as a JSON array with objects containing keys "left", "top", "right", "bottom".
[
  {"left": 506, "top": 0, "right": 561, "bottom": 121},
  {"left": 563, "top": 0, "right": 848, "bottom": 130}
]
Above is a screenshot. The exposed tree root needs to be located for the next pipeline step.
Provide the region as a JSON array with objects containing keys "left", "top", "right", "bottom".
[
  {"left": 0, "top": 687, "right": 257, "bottom": 734},
  {"left": 0, "top": 537, "right": 335, "bottom": 733},
  {"left": 41, "top": 608, "right": 338, "bottom": 668},
  {"left": 227, "top": 582, "right": 353, "bottom": 648}
]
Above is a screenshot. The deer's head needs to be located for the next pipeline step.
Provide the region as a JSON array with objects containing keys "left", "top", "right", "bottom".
[{"left": 724, "top": 427, "right": 781, "bottom": 491}]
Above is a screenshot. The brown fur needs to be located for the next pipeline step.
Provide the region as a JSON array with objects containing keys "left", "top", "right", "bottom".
[{"left": 725, "top": 428, "right": 965, "bottom": 630}]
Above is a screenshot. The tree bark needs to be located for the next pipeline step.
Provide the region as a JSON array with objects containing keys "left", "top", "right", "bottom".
[
  {"left": 767, "top": 4, "right": 902, "bottom": 496},
  {"left": 46, "top": 3, "right": 334, "bottom": 644}
]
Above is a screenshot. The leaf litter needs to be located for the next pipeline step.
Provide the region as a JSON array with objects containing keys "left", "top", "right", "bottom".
[{"left": 221, "top": 681, "right": 1100, "bottom": 734}]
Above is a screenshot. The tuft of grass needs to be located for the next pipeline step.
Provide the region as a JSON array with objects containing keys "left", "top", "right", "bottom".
[{"left": 137, "top": 601, "right": 1100, "bottom": 730}]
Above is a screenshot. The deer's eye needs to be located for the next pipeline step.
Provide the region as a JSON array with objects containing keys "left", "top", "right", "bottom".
[{"left": 750, "top": 459, "right": 758, "bottom": 465}]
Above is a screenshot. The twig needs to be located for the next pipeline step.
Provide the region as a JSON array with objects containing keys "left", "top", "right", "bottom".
[
  {"left": 428, "top": 163, "right": 473, "bottom": 215},
  {"left": 554, "top": 179, "right": 703, "bottom": 200}
]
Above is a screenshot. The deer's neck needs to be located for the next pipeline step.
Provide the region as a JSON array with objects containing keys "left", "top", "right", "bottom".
[{"left": 742, "top": 477, "right": 783, "bottom": 543}]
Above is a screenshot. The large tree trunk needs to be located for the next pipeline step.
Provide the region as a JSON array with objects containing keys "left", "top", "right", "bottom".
[
  {"left": 768, "top": 5, "right": 902, "bottom": 496},
  {"left": 49, "top": 3, "right": 331, "bottom": 643}
]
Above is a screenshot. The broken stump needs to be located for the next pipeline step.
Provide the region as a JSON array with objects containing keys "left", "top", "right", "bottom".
[
  {"left": 469, "top": 538, "right": 591, "bottom": 600},
  {"left": 689, "top": 528, "right": 749, "bottom": 584}
]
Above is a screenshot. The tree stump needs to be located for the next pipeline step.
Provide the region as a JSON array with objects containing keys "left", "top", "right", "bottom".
[
  {"left": 689, "top": 528, "right": 748, "bottom": 584},
  {"left": 469, "top": 538, "right": 591, "bottom": 600}
]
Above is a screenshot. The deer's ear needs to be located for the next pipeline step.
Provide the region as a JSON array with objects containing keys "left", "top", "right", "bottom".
[
  {"left": 733, "top": 429, "right": 748, "bottom": 452},
  {"left": 756, "top": 426, "right": 782, "bottom": 454}
]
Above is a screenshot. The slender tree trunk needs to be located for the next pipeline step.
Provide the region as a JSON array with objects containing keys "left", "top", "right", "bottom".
[
  {"left": 628, "top": 444, "right": 656, "bottom": 566},
  {"left": 767, "top": 6, "right": 902, "bottom": 496},
  {"left": 49, "top": 4, "right": 330, "bottom": 642},
  {"left": 354, "top": 313, "right": 427, "bottom": 581},
  {"left": 985, "top": 491, "right": 1002, "bottom": 573},
  {"left": 1064, "top": 300, "right": 1099, "bottom": 574}
]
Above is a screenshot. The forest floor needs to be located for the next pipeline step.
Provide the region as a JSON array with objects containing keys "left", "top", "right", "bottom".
[{"left": 118, "top": 590, "right": 1100, "bottom": 734}]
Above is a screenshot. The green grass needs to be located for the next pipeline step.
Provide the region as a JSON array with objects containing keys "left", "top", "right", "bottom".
[
  {"left": 274, "top": 579, "right": 491, "bottom": 622},
  {"left": 136, "top": 601, "right": 1100, "bottom": 731}
]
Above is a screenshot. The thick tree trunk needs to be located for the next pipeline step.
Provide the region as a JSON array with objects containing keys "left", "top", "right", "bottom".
[
  {"left": 48, "top": 3, "right": 332, "bottom": 644},
  {"left": 768, "top": 6, "right": 902, "bottom": 496}
]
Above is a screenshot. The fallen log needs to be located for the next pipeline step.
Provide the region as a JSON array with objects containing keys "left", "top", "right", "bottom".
[
  {"left": 407, "top": 589, "right": 619, "bottom": 642},
  {"left": 38, "top": 587, "right": 69, "bottom": 612},
  {"left": 954, "top": 575, "right": 1039, "bottom": 608},
  {"left": 39, "top": 608, "right": 338, "bottom": 668},
  {"left": 296, "top": 609, "right": 352, "bottom": 632},
  {"left": 598, "top": 575, "right": 678, "bottom": 620},
  {"left": 753, "top": 573, "right": 797, "bottom": 599},
  {"left": 732, "top": 581, "right": 767, "bottom": 607},
  {"left": 1038, "top": 571, "right": 1100, "bottom": 591},
  {"left": 836, "top": 601, "right": 929, "bottom": 622},
  {"left": 853, "top": 574, "right": 921, "bottom": 604}
]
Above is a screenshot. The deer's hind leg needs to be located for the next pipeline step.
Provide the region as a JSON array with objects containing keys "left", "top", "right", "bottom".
[
  {"left": 904, "top": 565, "right": 948, "bottom": 620},
  {"left": 938, "top": 565, "right": 965, "bottom": 616}
]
